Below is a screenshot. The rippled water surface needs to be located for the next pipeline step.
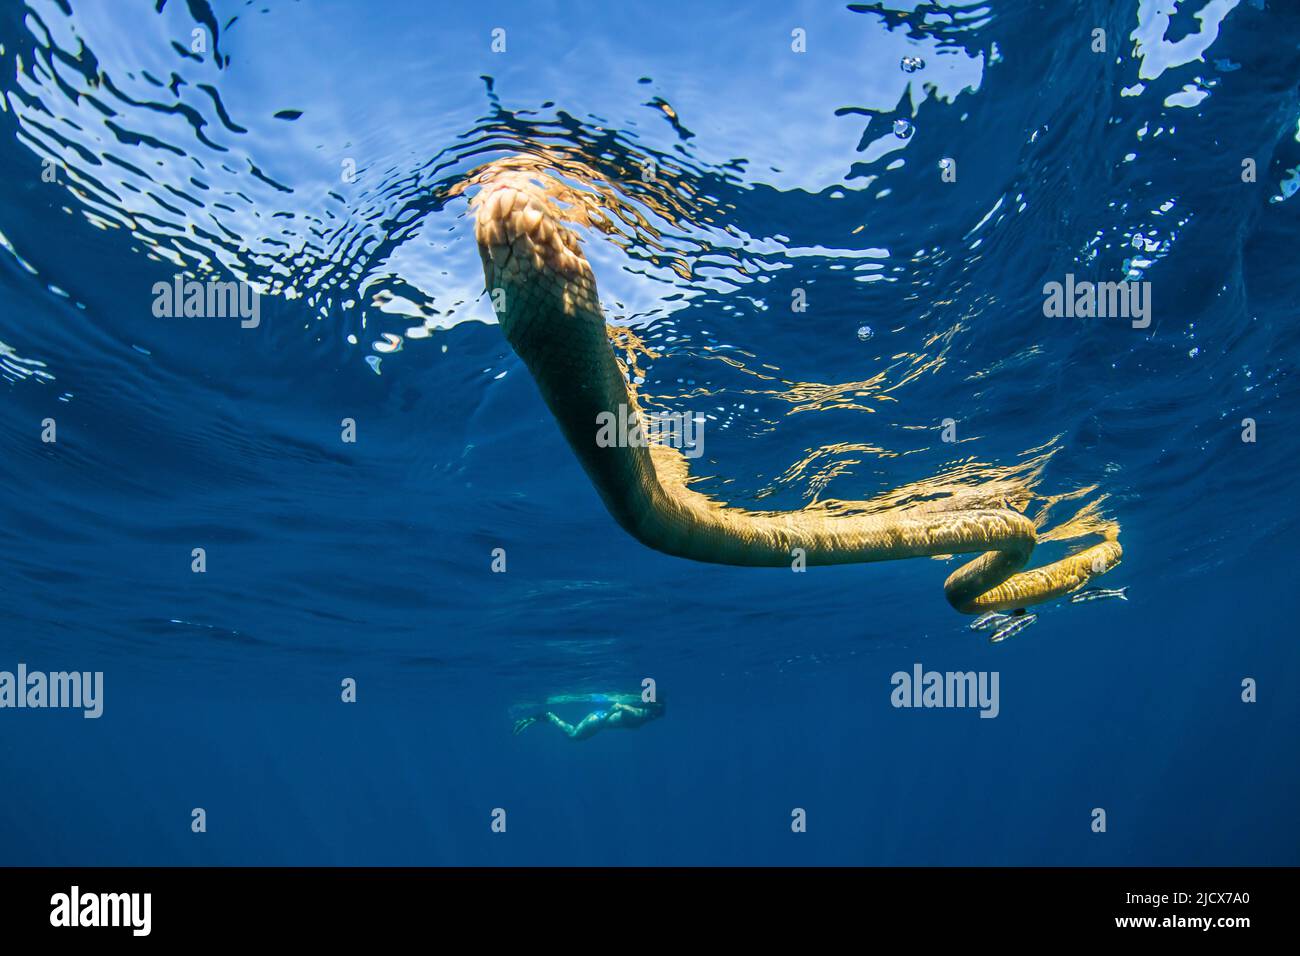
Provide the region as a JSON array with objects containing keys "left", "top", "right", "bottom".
[{"left": 1, "top": 0, "right": 1298, "bottom": 864}]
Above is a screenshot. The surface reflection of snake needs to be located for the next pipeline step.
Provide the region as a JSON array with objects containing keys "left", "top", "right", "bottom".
[{"left": 470, "top": 158, "right": 1121, "bottom": 614}]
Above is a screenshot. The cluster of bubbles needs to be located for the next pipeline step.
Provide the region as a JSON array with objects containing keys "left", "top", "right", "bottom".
[
  {"left": 894, "top": 56, "right": 924, "bottom": 140},
  {"left": 862, "top": 56, "right": 929, "bottom": 339}
]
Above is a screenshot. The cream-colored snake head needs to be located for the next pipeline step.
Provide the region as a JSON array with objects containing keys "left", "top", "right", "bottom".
[{"left": 470, "top": 156, "right": 1122, "bottom": 614}]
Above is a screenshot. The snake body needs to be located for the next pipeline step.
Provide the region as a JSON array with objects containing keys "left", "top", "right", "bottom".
[{"left": 472, "top": 161, "right": 1120, "bottom": 613}]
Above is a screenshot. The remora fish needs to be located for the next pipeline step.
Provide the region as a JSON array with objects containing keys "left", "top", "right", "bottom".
[
  {"left": 989, "top": 613, "right": 1038, "bottom": 644},
  {"left": 969, "top": 611, "right": 1011, "bottom": 632},
  {"left": 1069, "top": 586, "right": 1128, "bottom": 604}
]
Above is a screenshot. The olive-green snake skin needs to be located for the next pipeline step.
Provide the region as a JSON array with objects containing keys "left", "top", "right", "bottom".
[{"left": 471, "top": 160, "right": 1121, "bottom": 613}]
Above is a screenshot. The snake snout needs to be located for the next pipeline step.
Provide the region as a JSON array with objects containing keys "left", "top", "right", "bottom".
[{"left": 473, "top": 173, "right": 592, "bottom": 285}]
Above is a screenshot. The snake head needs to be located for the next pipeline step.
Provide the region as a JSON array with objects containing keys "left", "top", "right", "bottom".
[
  {"left": 470, "top": 161, "right": 593, "bottom": 283},
  {"left": 470, "top": 161, "right": 602, "bottom": 338}
]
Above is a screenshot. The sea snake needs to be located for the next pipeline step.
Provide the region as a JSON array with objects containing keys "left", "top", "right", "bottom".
[{"left": 470, "top": 158, "right": 1121, "bottom": 613}]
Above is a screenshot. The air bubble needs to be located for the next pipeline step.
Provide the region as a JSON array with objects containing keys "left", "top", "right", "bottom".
[
  {"left": 901, "top": 56, "right": 925, "bottom": 73},
  {"left": 857, "top": 325, "right": 874, "bottom": 342},
  {"left": 893, "top": 119, "right": 914, "bottom": 140}
]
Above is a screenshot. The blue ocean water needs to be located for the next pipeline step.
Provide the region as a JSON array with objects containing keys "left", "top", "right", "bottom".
[{"left": 1, "top": 0, "right": 1297, "bottom": 865}]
